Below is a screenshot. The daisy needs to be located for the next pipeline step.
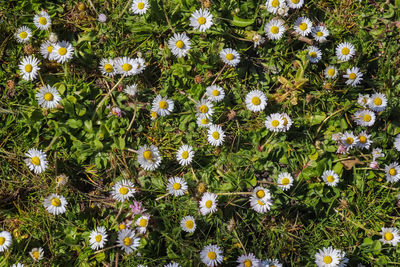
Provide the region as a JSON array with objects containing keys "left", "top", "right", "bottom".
[
  {"left": 152, "top": 94, "right": 174, "bottom": 116},
  {"left": 264, "top": 19, "right": 286, "bottom": 40},
  {"left": 190, "top": 8, "right": 213, "bottom": 32},
  {"left": 99, "top": 58, "right": 116, "bottom": 77},
  {"left": 197, "top": 116, "right": 212, "bottom": 128},
  {"left": 311, "top": 25, "right": 329, "bottom": 43},
  {"left": 286, "top": 0, "right": 304, "bottom": 9},
  {"left": 356, "top": 131, "right": 372, "bottom": 150},
  {"left": 19, "top": 55, "right": 40, "bottom": 81},
  {"left": 307, "top": 46, "right": 322, "bottom": 63},
  {"left": 36, "top": 84, "right": 61, "bottom": 109},
  {"left": 245, "top": 90, "right": 267, "bottom": 112},
  {"left": 207, "top": 125, "right": 225, "bottom": 146},
  {"left": 324, "top": 66, "right": 338, "bottom": 79},
  {"left": 199, "top": 192, "right": 218, "bottom": 215},
  {"left": 0, "top": 231, "right": 12, "bottom": 252},
  {"left": 260, "top": 259, "right": 282, "bottom": 267},
  {"left": 252, "top": 186, "right": 271, "bottom": 201},
  {"left": 40, "top": 40, "right": 55, "bottom": 59},
  {"left": 135, "top": 214, "right": 150, "bottom": 234},
  {"left": 49, "top": 32, "right": 58, "bottom": 43},
  {"left": 250, "top": 194, "right": 273, "bottom": 214},
  {"left": 368, "top": 93, "right": 387, "bottom": 112},
  {"left": 124, "top": 84, "right": 138, "bottom": 97},
  {"left": 15, "top": 26, "right": 32, "bottom": 43},
  {"left": 98, "top": 13, "right": 107, "bottom": 22},
  {"left": 341, "top": 131, "right": 359, "bottom": 150},
  {"left": 11, "top": 264, "right": 24, "bottom": 267},
  {"left": 380, "top": 227, "right": 400, "bottom": 246},
  {"left": 220, "top": 48, "right": 240, "bottom": 67},
  {"left": 56, "top": 174, "right": 68, "bottom": 187},
  {"left": 168, "top": 33, "right": 191, "bottom": 58},
  {"left": 294, "top": 17, "right": 312, "bottom": 36},
  {"left": 52, "top": 41, "right": 74, "bottom": 63},
  {"left": 111, "top": 179, "right": 136, "bottom": 202},
  {"left": 131, "top": 0, "right": 149, "bottom": 15},
  {"left": 372, "top": 148, "right": 385, "bottom": 160},
  {"left": 164, "top": 263, "right": 181, "bottom": 267},
  {"left": 176, "top": 145, "right": 194, "bottom": 166},
  {"left": 265, "top": 0, "right": 287, "bottom": 14},
  {"left": 385, "top": 162, "right": 400, "bottom": 183},
  {"left": 150, "top": 110, "right": 158, "bottom": 120},
  {"left": 353, "top": 109, "right": 376, "bottom": 127},
  {"left": 43, "top": 193, "right": 67, "bottom": 215},
  {"left": 34, "top": 11, "right": 51, "bottom": 30},
  {"left": 343, "top": 67, "right": 363, "bottom": 87},
  {"left": 29, "top": 247, "right": 44, "bottom": 261},
  {"left": 357, "top": 94, "right": 370, "bottom": 107},
  {"left": 322, "top": 170, "right": 339, "bottom": 186},
  {"left": 336, "top": 42, "right": 355, "bottom": 61},
  {"left": 89, "top": 226, "right": 108, "bottom": 250},
  {"left": 200, "top": 244, "right": 223, "bottom": 267},
  {"left": 265, "top": 113, "right": 285, "bottom": 132},
  {"left": 196, "top": 99, "right": 214, "bottom": 119},
  {"left": 117, "top": 229, "right": 140, "bottom": 254},
  {"left": 166, "top": 177, "right": 188, "bottom": 196},
  {"left": 315, "top": 246, "right": 343, "bottom": 267},
  {"left": 237, "top": 253, "right": 259, "bottom": 267},
  {"left": 206, "top": 85, "right": 225, "bottom": 102},
  {"left": 115, "top": 57, "right": 137, "bottom": 76},
  {"left": 180, "top": 216, "right": 196, "bottom": 233},
  {"left": 252, "top": 33, "right": 266, "bottom": 48},
  {"left": 25, "top": 148, "right": 48, "bottom": 174},
  {"left": 137, "top": 144, "right": 162, "bottom": 171},
  {"left": 277, "top": 172, "right": 293, "bottom": 191},
  {"left": 394, "top": 134, "right": 400, "bottom": 152}
]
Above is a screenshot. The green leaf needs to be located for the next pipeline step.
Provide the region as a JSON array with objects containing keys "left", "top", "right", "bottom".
[{"left": 231, "top": 15, "right": 254, "bottom": 27}]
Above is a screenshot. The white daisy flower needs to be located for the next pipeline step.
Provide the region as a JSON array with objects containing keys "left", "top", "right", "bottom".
[
  {"left": 341, "top": 131, "right": 359, "bottom": 150},
  {"left": 250, "top": 195, "right": 273, "bottom": 214},
  {"left": 164, "top": 263, "right": 180, "bottom": 267},
  {"left": 52, "top": 41, "right": 74, "bottom": 63},
  {"left": 324, "top": 66, "right": 338, "bottom": 79},
  {"left": 322, "top": 170, "right": 339, "bottom": 186},
  {"left": 49, "top": 32, "right": 58, "bottom": 43},
  {"left": 115, "top": 57, "right": 136, "bottom": 76},
  {"left": 356, "top": 131, "right": 372, "bottom": 150},
  {"left": 135, "top": 214, "right": 150, "bottom": 234},
  {"left": 336, "top": 42, "right": 355, "bottom": 61},
  {"left": 40, "top": 40, "right": 56, "bottom": 60},
  {"left": 89, "top": 226, "right": 108, "bottom": 250},
  {"left": 353, "top": 109, "right": 376, "bottom": 127},
  {"left": 368, "top": 93, "right": 387, "bottom": 112},
  {"left": 197, "top": 116, "right": 212, "bottom": 128},
  {"left": 168, "top": 33, "right": 191, "bottom": 58},
  {"left": 207, "top": 125, "right": 225, "bottom": 146},
  {"left": 152, "top": 94, "right": 174, "bottom": 117},
  {"left": 117, "top": 229, "right": 140, "bottom": 254},
  {"left": 99, "top": 58, "right": 116, "bottom": 77},
  {"left": 15, "top": 26, "right": 32, "bottom": 43},
  {"left": 293, "top": 17, "right": 313, "bottom": 36},
  {"left": 277, "top": 172, "right": 294, "bottom": 191},
  {"left": 124, "top": 84, "right": 138, "bottom": 97},
  {"left": 196, "top": 99, "right": 214, "bottom": 119},
  {"left": 261, "top": 259, "right": 282, "bottom": 267},
  {"left": 111, "top": 179, "right": 136, "bottom": 202},
  {"left": 176, "top": 145, "right": 194, "bottom": 166},
  {"left": 372, "top": 148, "right": 384, "bottom": 160},
  {"left": 357, "top": 94, "right": 370, "bottom": 107},
  {"left": 98, "top": 13, "right": 107, "bottom": 22},
  {"left": 206, "top": 85, "right": 225, "bottom": 102},
  {"left": 252, "top": 186, "right": 271, "bottom": 201},
  {"left": 167, "top": 177, "right": 188, "bottom": 196},
  {"left": 252, "top": 33, "right": 266, "bottom": 48},
  {"left": 264, "top": 19, "right": 286, "bottom": 40},
  {"left": 0, "top": 231, "right": 12, "bottom": 252},
  {"left": 315, "top": 246, "right": 343, "bottom": 267},
  {"left": 199, "top": 192, "right": 218, "bottom": 215},
  {"left": 24, "top": 148, "right": 48, "bottom": 174},
  {"left": 200, "top": 244, "right": 223, "bottom": 267},
  {"left": 280, "top": 113, "right": 293, "bottom": 132},
  {"left": 237, "top": 253, "right": 259, "bottom": 267},
  {"left": 190, "top": 8, "right": 213, "bottom": 32},
  {"left": 265, "top": 113, "right": 285, "bottom": 132},
  {"left": 286, "top": 0, "right": 304, "bottom": 9},
  {"left": 311, "top": 25, "right": 329, "bottom": 43},
  {"left": 380, "top": 227, "right": 400, "bottom": 246},
  {"left": 385, "top": 162, "right": 400, "bottom": 183},
  {"left": 43, "top": 193, "right": 67, "bottom": 215},
  {"left": 36, "top": 84, "right": 61, "bottom": 109},
  {"left": 133, "top": 57, "right": 146, "bottom": 74},
  {"left": 265, "top": 0, "right": 287, "bottom": 14},
  {"left": 137, "top": 144, "right": 162, "bottom": 171},
  {"left": 19, "top": 55, "right": 40, "bottom": 81},
  {"left": 307, "top": 46, "right": 322, "bottom": 63},
  {"left": 220, "top": 48, "right": 240, "bottom": 67},
  {"left": 150, "top": 110, "right": 158, "bottom": 120},
  {"left": 394, "top": 134, "right": 400, "bottom": 152},
  {"left": 245, "top": 90, "right": 267, "bottom": 112},
  {"left": 11, "top": 264, "right": 24, "bottom": 267},
  {"left": 343, "top": 67, "right": 363, "bottom": 87},
  {"left": 180, "top": 216, "right": 196, "bottom": 233},
  {"left": 34, "top": 11, "right": 51, "bottom": 30},
  {"left": 131, "top": 0, "right": 149, "bottom": 14},
  {"left": 29, "top": 247, "right": 44, "bottom": 261}
]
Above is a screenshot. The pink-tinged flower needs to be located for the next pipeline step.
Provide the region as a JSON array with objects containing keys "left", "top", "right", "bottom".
[
  {"left": 130, "top": 201, "right": 146, "bottom": 215},
  {"left": 107, "top": 106, "right": 122, "bottom": 117},
  {"left": 336, "top": 144, "right": 347, "bottom": 154},
  {"left": 370, "top": 161, "right": 379, "bottom": 169}
]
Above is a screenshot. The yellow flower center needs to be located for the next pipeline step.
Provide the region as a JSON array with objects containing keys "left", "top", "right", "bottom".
[
  {"left": 373, "top": 97, "right": 382, "bottom": 106},
  {"left": 123, "top": 237, "right": 132, "bottom": 246},
  {"left": 326, "top": 175, "right": 334, "bottom": 183},
  {"left": 363, "top": 114, "right": 371, "bottom": 122},
  {"left": 104, "top": 64, "right": 113, "bottom": 73},
  {"left": 51, "top": 197, "right": 61, "bottom": 207},
  {"left": 139, "top": 218, "right": 147, "bottom": 227},
  {"left": 159, "top": 100, "right": 168, "bottom": 109},
  {"left": 225, "top": 53, "right": 234, "bottom": 61},
  {"left": 173, "top": 183, "right": 181, "bottom": 190},
  {"left": 205, "top": 200, "right": 213, "bottom": 208},
  {"left": 316, "top": 31, "right": 323, "bottom": 37},
  {"left": 0, "top": 237, "right": 5, "bottom": 245},
  {"left": 281, "top": 177, "right": 290, "bottom": 185},
  {"left": 25, "top": 64, "right": 33, "bottom": 73},
  {"left": 345, "top": 137, "right": 354, "bottom": 144},
  {"left": 176, "top": 40, "right": 184, "bottom": 49},
  {"left": 349, "top": 73, "right": 357, "bottom": 80},
  {"left": 137, "top": 2, "right": 145, "bottom": 9},
  {"left": 31, "top": 156, "right": 40, "bottom": 165},
  {"left": 122, "top": 63, "right": 132, "bottom": 71},
  {"left": 201, "top": 118, "right": 209, "bottom": 125},
  {"left": 282, "top": 117, "right": 288, "bottom": 126},
  {"left": 257, "top": 200, "right": 265, "bottom": 206},
  {"left": 208, "top": 251, "right": 216, "bottom": 260},
  {"left": 385, "top": 232, "right": 394, "bottom": 241},
  {"left": 341, "top": 47, "right": 350, "bottom": 55},
  {"left": 185, "top": 220, "right": 194, "bottom": 229},
  {"left": 251, "top": 96, "right": 261, "bottom": 105},
  {"left": 47, "top": 45, "right": 53, "bottom": 53},
  {"left": 44, "top": 92, "right": 54, "bottom": 101},
  {"left": 95, "top": 235, "right": 102, "bottom": 242},
  {"left": 291, "top": 0, "right": 299, "bottom": 3},
  {"left": 309, "top": 51, "right": 317, "bottom": 58},
  {"left": 181, "top": 151, "right": 189, "bottom": 159},
  {"left": 359, "top": 136, "right": 367, "bottom": 143},
  {"left": 271, "top": 120, "right": 280, "bottom": 127},
  {"left": 198, "top": 17, "right": 206, "bottom": 25},
  {"left": 327, "top": 68, "right": 335, "bottom": 77},
  {"left": 119, "top": 187, "right": 129, "bottom": 195},
  {"left": 271, "top": 0, "right": 280, "bottom": 7},
  {"left": 58, "top": 47, "right": 67, "bottom": 56},
  {"left": 19, "top": 31, "right": 28, "bottom": 39},
  {"left": 389, "top": 168, "right": 397, "bottom": 176},
  {"left": 270, "top": 26, "right": 279, "bottom": 34},
  {"left": 256, "top": 190, "right": 265, "bottom": 198},
  {"left": 199, "top": 105, "right": 208, "bottom": 113},
  {"left": 323, "top": 256, "right": 333, "bottom": 264},
  {"left": 32, "top": 250, "right": 40, "bottom": 259},
  {"left": 212, "top": 131, "right": 220, "bottom": 140},
  {"left": 39, "top": 17, "right": 47, "bottom": 25},
  {"left": 151, "top": 111, "right": 157, "bottom": 118},
  {"left": 119, "top": 224, "right": 126, "bottom": 230},
  {"left": 299, "top": 22, "right": 307, "bottom": 31},
  {"left": 143, "top": 150, "right": 152, "bottom": 160},
  {"left": 212, "top": 90, "right": 220, "bottom": 96},
  {"left": 244, "top": 260, "right": 252, "bottom": 267}
]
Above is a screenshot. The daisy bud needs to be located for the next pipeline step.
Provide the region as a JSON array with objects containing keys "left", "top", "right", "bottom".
[{"left": 370, "top": 161, "right": 379, "bottom": 169}]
